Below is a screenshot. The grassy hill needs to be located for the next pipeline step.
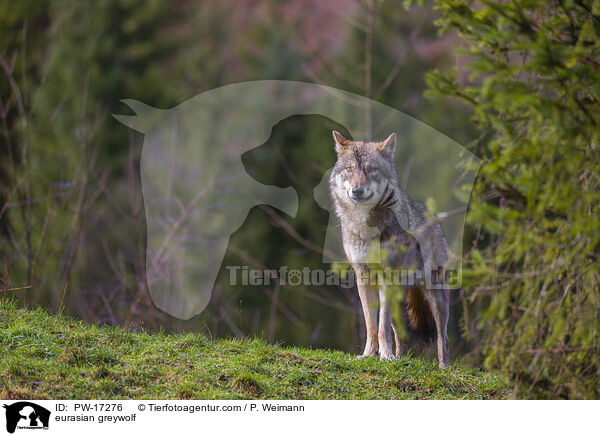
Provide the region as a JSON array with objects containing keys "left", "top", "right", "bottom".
[{"left": 0, "top": 300, "right": 508, "bottom": 400}]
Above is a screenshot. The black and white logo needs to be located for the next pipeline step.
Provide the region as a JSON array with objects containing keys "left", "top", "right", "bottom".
[{"left": 3, "top": 402, "right": 50, "bottom": 433}]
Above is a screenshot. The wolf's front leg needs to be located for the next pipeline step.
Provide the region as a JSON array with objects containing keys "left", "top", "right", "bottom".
[
  {"left": 378, "top": 287, "right": 395, "bottom": 360},
  {"left": 356, "top": 271, "right": 378, "bottom": 357}
]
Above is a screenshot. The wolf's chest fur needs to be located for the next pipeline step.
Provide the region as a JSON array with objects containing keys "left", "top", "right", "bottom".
[
  {"left": 338, "top": 206, "right": 380, "bottom": 264},
  {"left": 336, "top": 201, "right": 402, "bottom": 264},
  {"left": 335, "top": 192, "right": 420, "bottom": 269}
]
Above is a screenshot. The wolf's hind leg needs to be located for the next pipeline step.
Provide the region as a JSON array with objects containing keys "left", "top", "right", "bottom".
[
  {"left": 378, "top": 287, "right": 395, "bottom": 360},
  {"left": 391, "top": 322, "right": 406, "bottom": 358},
  {"left": 424, "top": 288, "right": 451, "bottom": 368}
]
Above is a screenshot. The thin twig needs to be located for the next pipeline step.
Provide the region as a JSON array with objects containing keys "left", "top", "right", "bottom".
[{"left": 0, "top": 286, "right": 32, "bottom": 292}]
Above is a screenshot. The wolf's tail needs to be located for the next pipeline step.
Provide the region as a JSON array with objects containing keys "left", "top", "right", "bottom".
[{"left": 404, "top": 286, "right": 436, "bottom": 342}]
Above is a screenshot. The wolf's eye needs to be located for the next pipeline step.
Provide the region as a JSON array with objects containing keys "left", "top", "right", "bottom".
[{"left": 345, "top": 166, "right": 352, "bottom": 173}]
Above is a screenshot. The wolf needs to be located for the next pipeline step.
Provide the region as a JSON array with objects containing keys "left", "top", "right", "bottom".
[{"left": 329, "top": 130, "right": 451, "bottom": 368}]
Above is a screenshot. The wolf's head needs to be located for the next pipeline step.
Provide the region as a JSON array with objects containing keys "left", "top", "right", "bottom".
[{"left": 329, "top": 130, "right": 398, "bottom": 207}]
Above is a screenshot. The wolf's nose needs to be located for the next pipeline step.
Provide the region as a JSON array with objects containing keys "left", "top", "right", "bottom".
[{"left": 352, "top": 187, "right": 364, "bottom": 197}]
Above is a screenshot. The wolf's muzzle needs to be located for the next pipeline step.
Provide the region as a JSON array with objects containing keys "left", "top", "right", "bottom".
[{"left": 349, "top": 187, "right": 373, "bottom": 203}]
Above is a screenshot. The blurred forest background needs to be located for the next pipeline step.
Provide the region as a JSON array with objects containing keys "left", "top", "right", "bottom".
[{"left": 1, "top": 0, "right": 598, "bottom": 398}]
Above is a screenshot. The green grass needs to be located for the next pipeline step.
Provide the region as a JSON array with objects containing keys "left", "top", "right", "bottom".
[{"left": 0, "top": 300, "right": 508, "bottom": 399}]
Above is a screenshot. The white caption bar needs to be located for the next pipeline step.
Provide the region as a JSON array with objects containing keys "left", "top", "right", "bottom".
[{"left": 0, "top": 400, "right": 596, "bottom": 436}]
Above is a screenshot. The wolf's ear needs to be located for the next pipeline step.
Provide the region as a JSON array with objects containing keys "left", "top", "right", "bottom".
[
  {"left": 332, "top": 130, "right": 350, "bottom": 155},
  {"left": 378, "top": 133, "right": 396, "bottom": 160}
]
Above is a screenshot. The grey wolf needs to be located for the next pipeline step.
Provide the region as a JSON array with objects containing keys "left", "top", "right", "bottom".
[{"left": 329, "top": 130, "right": 451, "bottom": 368}]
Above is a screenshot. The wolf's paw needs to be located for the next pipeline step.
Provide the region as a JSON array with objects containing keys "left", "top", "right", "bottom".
[
  {"left": 379, "top": 351, "right": 397, "bottom": 361},
  {"left": 357, "top": 352, "right": 377, "bottom": 360},
  {"left": 438, "top": 360, "right": 451, "bottom": 369},
  {"left": 438, "top": 353, "right": 452, "bottom": 369}
]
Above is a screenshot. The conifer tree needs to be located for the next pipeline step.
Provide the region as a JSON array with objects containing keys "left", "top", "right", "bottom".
[{"left": 427, "top": 0, "right": 600, "bottom": 398}]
